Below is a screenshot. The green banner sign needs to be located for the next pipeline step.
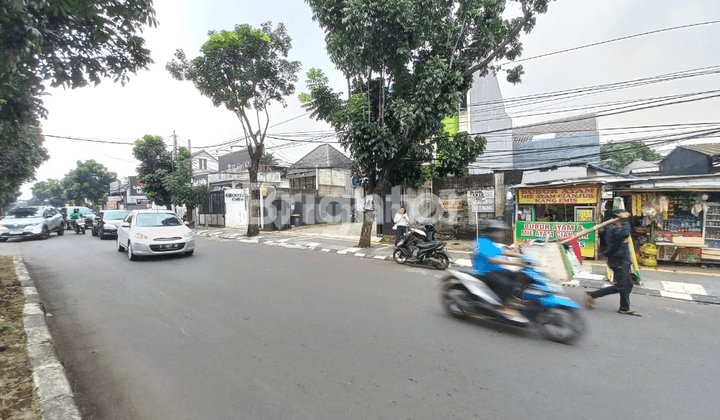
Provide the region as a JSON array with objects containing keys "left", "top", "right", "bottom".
[{"left": 515, "top": 221, "right": 597, "bottom": 258}]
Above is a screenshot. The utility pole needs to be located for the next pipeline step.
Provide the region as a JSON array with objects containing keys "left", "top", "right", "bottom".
[{"left": 173, "top": 130, "right": 178, "bottom": 160}]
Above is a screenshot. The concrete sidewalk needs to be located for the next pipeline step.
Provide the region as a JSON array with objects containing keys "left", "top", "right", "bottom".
[{"left": 197, "top": 224, "right": 720, "bottom": 305}]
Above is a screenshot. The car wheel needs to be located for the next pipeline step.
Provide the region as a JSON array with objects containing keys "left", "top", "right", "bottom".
[
  {"left": 57, "top": 224, "right": 64, "bottom": 236},
  {"left": 127, "top": 242, "right": 137, "bottom": 261},
  {"left": 91, "top": 227, "right": 98, "bottom": 236},
  {"left": 116, "top": 236, "right": 125, "bottom": 252},
  {"left": 185, "top": 250, "right": 194, "bottom": 256},
  {"left": 99, "top": 228, "right": 105, "bottom": 239},
  {"left": 41, "top": 226, "right": 50, "bottom": 240},
  {"left": 0, "top": 238, "right": 7, "bottom": 242}
]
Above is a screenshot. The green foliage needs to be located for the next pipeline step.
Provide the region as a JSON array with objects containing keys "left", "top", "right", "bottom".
[
  {"left": 31, "top": 178, "right": 65, "bottom": 207},
  {"left": 600, "top": 142, "right": 663, "bottom": 173},
  {"left": 301, "top": 0, "right": 550, "bottom": 200},
  {"left": 167, "top": 21, "right": 302, "bottom": 235},
  {"left": 62, "top": 160, "right": 117, "bottom": 208},
  {"left": 163, "top": 149, "right": 211, "bottom": 213},
  {"left": 132, "top": 134, "right": 173, "bottom": 209},
  {"left": 0, "top": 122, "right": 48, "bottom": 212},
  {"left": 259, "top": 152, "right": 280, "bottom": 169},
  {"left": 0, "top": 0, "right": 158, "bottom": 128}
]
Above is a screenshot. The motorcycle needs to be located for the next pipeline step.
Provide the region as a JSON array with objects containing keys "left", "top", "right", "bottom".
[
  {"left": 440, "top": 259, "right": 585, "bottom": 345},
  {"left": 71, "top": 218, "right": 86, "bottom": 234},
  {"left": 409, "top": 224, "right": 438, "bottom": 244},
  {"left": 393, "top": 231, "right": 450, "bottom": 270}
]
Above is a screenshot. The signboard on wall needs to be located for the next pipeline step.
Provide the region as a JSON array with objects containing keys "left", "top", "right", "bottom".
[
  {"left": 440, "top": 199, "right": 463, "bottom": 211},
  {"left": 518, "top": 187, "right": 599, "bottom": 205},
  {"left": 515, "top": 221, "right": 597, "bottom": 258},
  {"left": 467, "top": 189, "right": 494, "bottom": 213},
  {"left": 106, "top": 201, "right": 117, "bottom": 209}
]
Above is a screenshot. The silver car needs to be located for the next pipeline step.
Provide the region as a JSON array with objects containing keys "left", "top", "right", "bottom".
[{"left": 0, "top": 206, "right": 65, "bottom": 241}]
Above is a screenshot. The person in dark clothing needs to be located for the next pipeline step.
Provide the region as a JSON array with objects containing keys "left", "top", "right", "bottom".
[{"left": 586, "top": 210, "right": 641, "bottom": 316}]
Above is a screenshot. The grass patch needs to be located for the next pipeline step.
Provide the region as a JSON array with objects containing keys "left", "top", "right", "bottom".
[{"left": 0, "top": 255, "right": 42, "bottom": 420}]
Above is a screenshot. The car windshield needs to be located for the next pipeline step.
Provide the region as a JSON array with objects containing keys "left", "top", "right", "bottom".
[
  {"left": 5, "top": 208, "right": 42, "bottom": 218},
  {"left": 135, "top": 213, "right": 182, "bottom": 227},
  {"left": 104, "top": 211, "right": 129, "bottom": 220}
]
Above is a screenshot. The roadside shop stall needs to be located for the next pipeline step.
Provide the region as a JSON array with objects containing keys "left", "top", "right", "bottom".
[
  {"left": 514, "top": 184, "right": 602, "bottom": 259},
  {"left": 612, "top": 175, "right": 720, "bottom": 265}
]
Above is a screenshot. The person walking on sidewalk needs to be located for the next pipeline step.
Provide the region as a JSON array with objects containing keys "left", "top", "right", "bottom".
[
  {"left": 393, "top": 206, "right": 410, "bottom": 245},
  {"left": 587, "top": 210, "right": 642, "bottom": 316}
]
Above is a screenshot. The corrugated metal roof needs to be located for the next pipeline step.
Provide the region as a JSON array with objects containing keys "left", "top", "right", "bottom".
[{"left": 679, "top": 143, "right": 720, "bottom": 157}]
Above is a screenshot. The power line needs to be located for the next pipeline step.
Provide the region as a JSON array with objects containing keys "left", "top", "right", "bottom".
[{"left": 498, "top": 20, "right": 720, "bottom": 66}]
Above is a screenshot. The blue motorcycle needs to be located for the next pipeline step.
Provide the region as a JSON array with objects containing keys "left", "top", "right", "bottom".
[{"left": 441, "top": 260, "right": 585, "bottom": 345}]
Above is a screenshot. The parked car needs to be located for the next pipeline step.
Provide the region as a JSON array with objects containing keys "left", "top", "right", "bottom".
[
  {"left": 116, "top": 210, "right": 195, "bottom": 261},
  {"left": 92, "top": 210, "right": 130, "bottom": 239},
  {"left": 0, "top": 206, "right": 64, "bottom": 241}
]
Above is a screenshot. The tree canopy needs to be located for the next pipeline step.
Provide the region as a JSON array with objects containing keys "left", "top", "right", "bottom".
[
  {"left": 167, "top": 22, "right": 301, "bottom": 235},
  {"left": 132, "top": 134, "right": 173, "bottom": 209},
  {"left": 600, "top": 141, "right": 663, "bottom": 173},
  {"left": 0, "top": 123, "right": 48, "bottom": 213},
  {"left": 30, "top": 178, "right": 65, "bottom": 207},
  {"left": 63, "top": 160, "right": 117, "bottom": 209},
  {"left": 301, "top": 0, "right": 551, "bottom": 246}
]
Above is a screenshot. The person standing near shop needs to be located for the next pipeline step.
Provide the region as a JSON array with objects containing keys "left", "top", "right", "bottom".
[
  {"left": 393, "top": 206, "right": 410, "bottom": 245},
  {"left": 586, "top": 210, "right": 642, "bottom": 316}
]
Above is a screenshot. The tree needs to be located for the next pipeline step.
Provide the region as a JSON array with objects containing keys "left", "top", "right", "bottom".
[
  {"left": 164, "top": 148, "right": 211, "bottom": 225},
  {"left": 260, "top": 152, "right": 280, "bottom": 170},
  {"left": 132, "top": 135, "right": 173, "bottom": 209},
  {"left": 301, "top": 0, "right": 551, "bottom": 247},
  {"left": 31, "top": 178, "right": 65, "bottom": 207},
  {"left": 0, "top": 122, "right": 48, "bottom": 213},
  {"left": 600, "top": 142, "right": 663, "bottom": 173},
  {"left": 1, "top": 0, "right": 158, "bottom": 127},
  {"left": 167, "top": 22, "right": 301, "bottom": 236},
  {"left": 62, "top": 160, "right": 116, "bottom": 209},
  {"left": 0, "top": 1, "right": 156, "bottom": 212}
]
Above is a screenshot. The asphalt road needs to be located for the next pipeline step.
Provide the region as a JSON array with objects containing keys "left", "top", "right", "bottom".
[{"left": 8, "top": 231, "right": 720, "bottom": 419}]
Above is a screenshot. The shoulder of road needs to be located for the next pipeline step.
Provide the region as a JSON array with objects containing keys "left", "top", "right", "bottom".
[{"left": 197, "top": 227, "right": 720, "bottom": 305}]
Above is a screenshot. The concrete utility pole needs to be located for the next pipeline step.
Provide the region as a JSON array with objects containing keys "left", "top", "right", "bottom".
[{"left": 173, "top": 130, "right": 178, "bottom": 160}]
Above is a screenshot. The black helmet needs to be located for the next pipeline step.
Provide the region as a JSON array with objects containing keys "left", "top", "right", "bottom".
[
  {"left": 479, "top": 219, "right": 509, "bottom": 236},
  {"left": 74, "top": 208, "right": 79, "bottom": 212}
]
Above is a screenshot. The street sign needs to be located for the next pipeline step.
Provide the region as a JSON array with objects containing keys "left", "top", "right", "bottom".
[
  {"left": 107, "top": 196, "right": 122, "bottom": 202},
  {"left": 467, "top": 189, "right": 494, "bottom": 213}
]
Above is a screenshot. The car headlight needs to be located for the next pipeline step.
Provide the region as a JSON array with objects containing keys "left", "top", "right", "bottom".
[
  {"left": 184, "top": 232, "right": 193, "bottom": 238},
  {"left": 134, "top": 233, "right": 148, "bottom": 239}
]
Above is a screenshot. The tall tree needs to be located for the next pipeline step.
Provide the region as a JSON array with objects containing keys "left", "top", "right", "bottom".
[
  {"left": 164, "top": 148, "right": 211, "bottom": 225},
  {"left": 1, "top": 1, "right": 157, "bottom": 211},
  {"left": 63, "top": 160, "right": 116, "bottom": 209},
  {"left": 302, "top": 0, "right": 551, "bottom": 247},
  {"left": 132, "top": 135, "right": 173, "bottom": 209},
  {"left": 0, "top": 0, "right": 158, "bottom": 127},
  {"left": 167, "top": 22, "right": 301, "bottom": 236},
  {"left": 31, "top": 178, "right": 65, "bottom": 207},
  {"left": 0, "top": 122, "right": 48, "bottom": 213},
  {"left": 600, "top": 141, "right": 663, "bottom": 173}
]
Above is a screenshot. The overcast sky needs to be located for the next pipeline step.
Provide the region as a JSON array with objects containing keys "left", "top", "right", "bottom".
[{"left": 21, "top": 0, "right": 720, "bottom": 198}]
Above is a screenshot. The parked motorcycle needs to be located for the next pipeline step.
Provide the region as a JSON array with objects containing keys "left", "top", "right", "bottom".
[
  {"left": 408, "top": 224, "right": 438, "bottom": 244},
  {"left": 440, "top": 260, "right": 585, "bottom": 345},
  {"left": 393, "top": 231, "right": 450, "bottom": 270}
]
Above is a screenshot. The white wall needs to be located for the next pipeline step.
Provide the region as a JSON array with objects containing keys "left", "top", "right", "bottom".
[{"left": 224, "top": 188, "right": 250, "bottom": 227}]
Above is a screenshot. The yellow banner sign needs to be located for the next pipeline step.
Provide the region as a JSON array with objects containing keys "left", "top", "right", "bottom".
[{"left": 518, "top": 187, "right": 598, "bottom": 205}]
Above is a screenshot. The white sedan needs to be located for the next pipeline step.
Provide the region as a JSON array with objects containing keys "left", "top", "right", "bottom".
[{"left": 116, "top": 210, "right": 195, "bottom": 261}]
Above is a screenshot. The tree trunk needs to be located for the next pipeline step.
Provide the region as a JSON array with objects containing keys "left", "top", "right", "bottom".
[
  {"left": 246, "top": 168, "right": 260, "bottom": 237},
  {"left": 358, "top": 208, "right": 375, "bottom": 248},
  {"left": 165, "top": 202, "right": 172, "bottom": 210}
]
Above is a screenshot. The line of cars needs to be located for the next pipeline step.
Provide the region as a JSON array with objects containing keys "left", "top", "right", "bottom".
[{"left": 1, "top": 206, "right": 195, "bottom": 261}]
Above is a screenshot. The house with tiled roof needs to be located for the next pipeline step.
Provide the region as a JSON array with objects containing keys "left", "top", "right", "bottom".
[
  {"left": 660, "top": 143, "right": 720, "bottom": 175},
  {"left": 287, "top": 144, "right": 354, "bottom": 196}
]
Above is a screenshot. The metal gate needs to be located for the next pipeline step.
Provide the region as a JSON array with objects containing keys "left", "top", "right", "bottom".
[{"left": 199, "top": 190, "right": 225, "bottom": 227}]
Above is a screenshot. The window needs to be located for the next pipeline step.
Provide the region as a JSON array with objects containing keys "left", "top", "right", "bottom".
[
  {"left": 291, "top": 176, "right": 316, "bottom": 190},
  {"left": 198, "top": 158, "right": 207, "bottom": 170}
]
